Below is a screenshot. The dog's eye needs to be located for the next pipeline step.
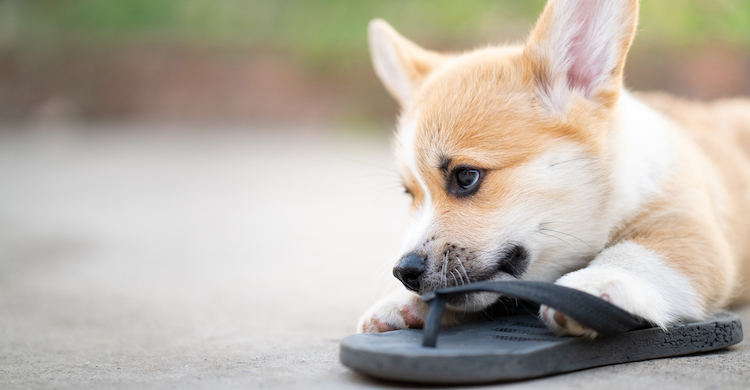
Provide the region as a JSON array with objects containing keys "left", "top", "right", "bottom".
[
  {"left": 457, "top": 169, "right": 479, "bottom": 189},
  {"left": 450, "top": 167, "right": 484, "bottom": 197}
]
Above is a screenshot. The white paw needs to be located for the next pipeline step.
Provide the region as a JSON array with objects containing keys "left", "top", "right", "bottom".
[
  {"left": 357, "top": 291, "right": 428, "bottom": 333},
  {"left": 540, "top": 269, "right": 631, "bottom": 337},
  {"left": 539, "top": 294, "right": 618, "bottom": 338},
  {"left": 540, "top": 241, "right": 707, "bottom": 337}
]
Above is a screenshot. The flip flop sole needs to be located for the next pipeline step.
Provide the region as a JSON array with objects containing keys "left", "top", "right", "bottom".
[{"left": 340, "top": 311, "right": 743, "bottom": 384}]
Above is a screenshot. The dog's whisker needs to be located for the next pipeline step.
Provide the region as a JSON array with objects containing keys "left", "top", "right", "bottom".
[
  {"left": 549, "top": 156, "right": 611, "bottom": 167},
  {"left": 540, "top": 228, "right": 597, "bottom": 252},
  {"left": 442, "top": 251, "right": 449, "bottom": 288},
  {"left": 538, "top": 230, "right": 579, "bottom": 252},
  {"left": 539, "top": 220, "right": 575, "bottom": 227},
  {"left": 456, "top": 256, "right": 471, "bottom": 284},
  {"left": 453, "top": 269, "right": 465, "bottom": 286}
]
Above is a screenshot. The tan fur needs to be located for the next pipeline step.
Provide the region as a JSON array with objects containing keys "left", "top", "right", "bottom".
[
  {"left": 397, "top": 46, "right": 611, "bottom": 257},
  {"left": 629, "top": 93, "right": 750, "bottom": 304},
  {"left": 361, "top": 0, "right": 750, "bottom": 334}
]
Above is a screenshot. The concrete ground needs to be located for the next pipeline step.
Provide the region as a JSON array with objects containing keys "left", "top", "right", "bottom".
[{"left": 0, "top": 126, "right": 748, "bottom": 390}]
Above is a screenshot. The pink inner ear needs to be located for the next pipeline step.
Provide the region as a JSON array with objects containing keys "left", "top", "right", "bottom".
[{"left": 565, "top": 5, "right": 608, "bottom": 98}]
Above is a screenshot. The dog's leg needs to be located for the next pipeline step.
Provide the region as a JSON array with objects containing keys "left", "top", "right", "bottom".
[
  {"left": 357, "top": 289, "right": 460, "bottom": 333},
  {"left": 540, "top": 240, "right": 711, "bottom": 338},
  {"left": 357, "top": 289, "right": 426, "bottom": 333}
]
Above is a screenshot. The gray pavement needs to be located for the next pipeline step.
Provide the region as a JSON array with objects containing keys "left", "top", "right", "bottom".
[{"left": 0, "top": 125, "right": 748, "bottom": 389}]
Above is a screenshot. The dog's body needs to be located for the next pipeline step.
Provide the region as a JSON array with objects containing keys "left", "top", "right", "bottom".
[{"left": 359, "top": 0, "right": 750, "bottom": 337}]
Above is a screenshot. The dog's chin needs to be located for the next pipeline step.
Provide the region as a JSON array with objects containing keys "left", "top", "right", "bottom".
[
  {"left": 445, "top": 291, "right": 501, "bottom": 312},
  {"left": 442, "top": 272, "right": 518, "bottom": 312}
]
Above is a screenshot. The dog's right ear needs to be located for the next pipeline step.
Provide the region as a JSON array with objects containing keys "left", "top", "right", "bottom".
[
  {"left": 523, "top": 0, "right": 639, "bottom": 113},
  {"left": 368, "top": 19, "right": 446, "bottom": 106}
]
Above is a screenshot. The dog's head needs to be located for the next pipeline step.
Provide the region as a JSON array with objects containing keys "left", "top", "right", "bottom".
[{"left": 369, "top": 0, "right": 640, "bottom": 310}]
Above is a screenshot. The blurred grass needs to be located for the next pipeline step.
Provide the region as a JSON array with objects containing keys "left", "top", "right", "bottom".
[
  {"left": 2, "top": 0, "right": 750, "bottom": 125},
  {"left": 4, "top": 0, "right": 750, "bottom": 68},
  {"left": 2, "top": 0, "right": 544, "bottom": 70}
]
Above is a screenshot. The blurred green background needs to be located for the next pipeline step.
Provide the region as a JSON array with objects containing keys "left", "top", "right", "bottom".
[{"left": 1, "top": 0, "right": 750, "bottom": 126}]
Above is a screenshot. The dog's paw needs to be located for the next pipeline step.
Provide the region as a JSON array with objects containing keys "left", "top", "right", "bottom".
[
  {"left": 357, "top": 291, "right": 428, "bottom": 333},
  {"left": 540, "top": 241, "right": 708, "bottom": 338},
  {"left": 540, "top": 293, "right": 618, "bottom": 338},
  {"left": 539, "top": 269, "right": 633, "bottom": 338}
]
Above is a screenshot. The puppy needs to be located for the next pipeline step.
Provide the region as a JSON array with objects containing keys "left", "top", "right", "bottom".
[{"left": 358, "top": 0, "right": 750, "bottom": 337}]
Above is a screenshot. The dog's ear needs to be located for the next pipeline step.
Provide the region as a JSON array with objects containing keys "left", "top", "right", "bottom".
[
  {"left": 524, "top": 0, "right": 639, "bottom": 113},
  {"left": 368, "top": 19, "right": 446, "bottom": 106}
]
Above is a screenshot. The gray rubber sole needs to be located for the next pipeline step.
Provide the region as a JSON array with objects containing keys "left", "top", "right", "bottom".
[{"left": 340, "top": 312, "right": 743, "bottom": 384}]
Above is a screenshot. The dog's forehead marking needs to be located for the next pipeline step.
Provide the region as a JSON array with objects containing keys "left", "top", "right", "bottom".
[{"left": 398, "top": 111, "right": 435, "bottom": 252}]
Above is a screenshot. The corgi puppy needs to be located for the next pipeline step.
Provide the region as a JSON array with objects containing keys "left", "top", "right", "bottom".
[{"left": 358, "top": 0, "right": 750, "bottom": 337}]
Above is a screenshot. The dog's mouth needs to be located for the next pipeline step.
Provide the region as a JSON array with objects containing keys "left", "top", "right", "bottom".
[
  {"left": 448, "top": 243, "right": 529, "bottom": 285},
  {"left": 426, "top": 244, "right": 531, "bottom": 311},
  {"left": 496, "top": 244, "right": 530, "bottom": 277}
]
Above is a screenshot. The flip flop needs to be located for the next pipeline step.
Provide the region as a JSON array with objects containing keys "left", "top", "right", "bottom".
[{"left": 340, "top": 281, "right": 743, "bottom": 384}]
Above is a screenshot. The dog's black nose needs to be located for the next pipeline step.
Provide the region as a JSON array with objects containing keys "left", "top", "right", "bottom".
[{"left": 393, "top": 252, "right": 427, "bottom": 291}]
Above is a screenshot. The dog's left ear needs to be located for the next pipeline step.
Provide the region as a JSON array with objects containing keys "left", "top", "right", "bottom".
[
  {"left": 368, "top": 19, "right": 447, "bottom": 106},
  {"left": 524, "top": 0, "right": 639, "bottom": 113}
]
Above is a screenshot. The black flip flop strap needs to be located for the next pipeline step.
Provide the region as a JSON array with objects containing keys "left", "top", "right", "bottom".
[{"left": 420, "top": 280, "right": 650, "bottom": 347}]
